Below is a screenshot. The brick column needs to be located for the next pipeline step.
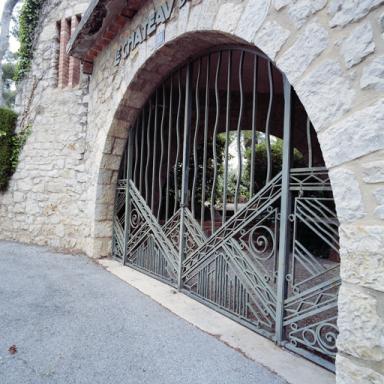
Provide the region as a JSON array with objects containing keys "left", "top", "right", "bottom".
[
  {"left": 58, "top": 17, "right": 70, "bottom": 89},
  {"left": 68, "top": 16, "right": 81, "bottom": 88}
]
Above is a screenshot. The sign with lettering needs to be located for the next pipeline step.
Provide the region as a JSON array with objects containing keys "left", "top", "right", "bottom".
[{"left": 115, "top": 0, "right": 189, "bottom": 66}]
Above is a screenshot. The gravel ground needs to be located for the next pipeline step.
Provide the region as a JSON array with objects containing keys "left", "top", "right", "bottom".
[{"left": 0, "top": 241, "right": 286, "bottom": 384}]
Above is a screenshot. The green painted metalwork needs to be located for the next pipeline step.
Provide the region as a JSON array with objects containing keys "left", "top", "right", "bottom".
[{"left": 112, "top": 47, "right": 340, "bottom": 371}]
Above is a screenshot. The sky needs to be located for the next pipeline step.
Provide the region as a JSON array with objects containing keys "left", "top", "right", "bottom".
[{"left": 0, "top": 0, "right": 20, "bottom": 53}]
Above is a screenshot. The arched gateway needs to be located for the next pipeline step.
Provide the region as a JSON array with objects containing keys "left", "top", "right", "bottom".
[
  {"left": 1, "top": 1, "right": 382, "bottom": 382},
  {"left": 112, "top": 46, "right": 340, "bottom": 371}
]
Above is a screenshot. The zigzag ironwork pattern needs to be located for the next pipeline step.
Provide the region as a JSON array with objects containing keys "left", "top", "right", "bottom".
[
  {"left": 127, "top": 180, "right": 179, "bottom": 282},
  {"left": 182, "top": 174, "right": 283, "bottom": 333},
  {"left": 111, "top": 47, "right": 341, "bottom": 371}
]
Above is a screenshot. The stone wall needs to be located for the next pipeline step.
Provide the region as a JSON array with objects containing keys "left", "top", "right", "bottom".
[
  {"left": 1, "top": 0, "right": 384, "bottom": 382},
  {"left": 84, "top": 1, "right": 384, "bottom": 383},
  {"left": 0, "top": 0, "right": 90, "bottom": 252}
]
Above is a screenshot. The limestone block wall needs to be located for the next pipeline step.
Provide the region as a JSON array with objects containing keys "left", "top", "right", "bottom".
[
  {"left": 0, "top": 0, "right": 90, "bottom": 252},
  {"left": 83, "top": 1, "right": 384, "bottom": 383}
]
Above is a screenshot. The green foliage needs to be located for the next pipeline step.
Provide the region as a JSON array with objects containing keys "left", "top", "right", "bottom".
[
  {"left": 0, "top": 108, "right": 17, "bottom": 191},
  {"left": 14, "top": 0, "right": 46, "bottom": 81},
  {"left": 2, "top": 63, "right": 17, "bottom": 107},
  {"left": 0, "top": 107, "right": 30, "bottom": 192},
  {"left": 159, "top": 137, "right": 226, "bottom": 220},
  {"left": 215, "top": 131, "right": 306, "bottom": 204},
  {"left": 2, "top": 63, "right": 16, "bottom": 83},
  {"left": 244, "top": 138, "right": 304, "bottom": 190},
  {"left": 243, "top": 137, "right": 305, "bottom": 197}
]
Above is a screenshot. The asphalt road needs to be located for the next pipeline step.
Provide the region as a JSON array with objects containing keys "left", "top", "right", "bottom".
[{"left": 0, "top": 241, "right": 286, "bottom": 384}]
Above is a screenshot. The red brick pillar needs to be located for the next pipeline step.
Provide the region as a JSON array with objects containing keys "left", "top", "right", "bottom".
[
  {"left": 68, "top": 16, "right": 81, "bottom": 88},
  {"left": 58, "top": 18, "right": 70, "bottom": 88}
]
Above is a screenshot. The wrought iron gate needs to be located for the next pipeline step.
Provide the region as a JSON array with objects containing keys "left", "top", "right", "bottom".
[{"left": 112, "top": 47, "right": 340, "bottom": 371}]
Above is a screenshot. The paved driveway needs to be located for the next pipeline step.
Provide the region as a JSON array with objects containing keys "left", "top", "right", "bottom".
[{"left": 0, "top": 241, "right": 285, "bottom": 384}]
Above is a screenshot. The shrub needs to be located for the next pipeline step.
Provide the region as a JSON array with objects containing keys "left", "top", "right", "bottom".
[
  {"left": 0, "top": 107, "right": 30, "bottom": 192},
  {"left": 0, "top": 108, "right": 18, "bottom": 190}
]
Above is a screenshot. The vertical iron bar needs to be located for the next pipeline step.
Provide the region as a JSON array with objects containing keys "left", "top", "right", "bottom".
[
  {"left": 191, "top": 59, "right": 201, "bottom": 219},
  {"left": 211, "top": 52, "right": 222, "bottom": 234},
  {"left": 178, "top": 63, "right": 192, "bottom": 290},
  {"left": 151, "top": 90, "right": 159, "bottom": 212},
  {"left": 291, "top": 200, "right": 299, "bottom": 288},
  {"left": 201, "top": 55, "right": 210, "bottom": 228},
  {"left": 139, "top": 111, "right": 145, "bottom": 193},
  {"left": 265, "top": 61, "right": 274, "bottom": 184},
  {"left": 145, "top": 100, "right": 153, "bottom": 203},
  {"left": 222, "top": 50, "right": 232, "bottom": 226},
  {"left": 307, "top": 116, "right": 313, "bottom": 168},
  {"left": 165, "top": 77, "right": 174, "bottom": 221},
  {"left": 275, "top": 75, "right": 293, "bottom": 344},
  {"left": 250, "top": 55, "right": 258, "bottom": 197},
  {"left": 123, "top": 129, "right": 134, "bottom": 265},
  {"left": 134, "top": 119, "right": 139, "bottom": 185},
  {"left": 234, "top": 51, "right": 245, "bottom": 213},
  {"left": 158, "top": 85, "right": 166, "bottom": 220},
  {"left": 174, "top": 71, "right": 182, "bottom": 214}
]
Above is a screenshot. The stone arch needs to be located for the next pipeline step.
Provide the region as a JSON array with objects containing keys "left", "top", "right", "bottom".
[
  {"left": 89, "top": 3, "right": 384, "bottom": 381},
  {"left": 90, "top": 25, "right": 356, "bottom": 258}
]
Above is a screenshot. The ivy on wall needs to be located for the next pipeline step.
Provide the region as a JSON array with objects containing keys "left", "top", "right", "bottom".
[
  {"left": 0, "top": 107, "right": 30, "bottom": 191},
  {"left": 14, "top": 0, "right": 46, "bottom": 81}
]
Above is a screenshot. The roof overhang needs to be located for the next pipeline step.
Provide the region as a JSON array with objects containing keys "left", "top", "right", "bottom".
[{"left": 67, "top": 0, "right": 145, "bottom": 74}]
